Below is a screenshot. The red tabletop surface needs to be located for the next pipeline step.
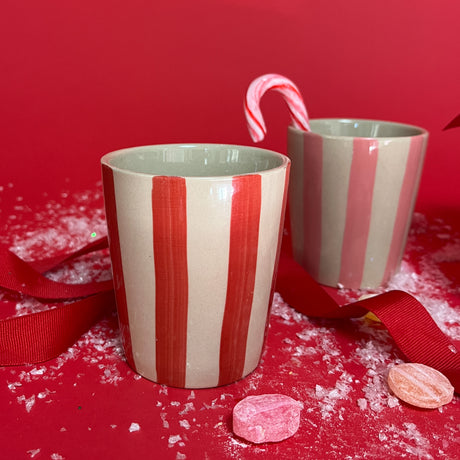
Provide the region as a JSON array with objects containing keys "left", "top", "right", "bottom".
[
  {"left": 0, "top": 181, "right": 459, "bottom": 460},
  {"left": 1, "top": 2, "right": 460, "bottom": 458}
]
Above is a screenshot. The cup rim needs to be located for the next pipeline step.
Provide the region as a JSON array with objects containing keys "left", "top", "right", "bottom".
[
  {"left": 289, "top": 118, "right": 429, "bottom": 139},
  {"left": 101, "top": 143, "right": 290, "bottom": 179}
]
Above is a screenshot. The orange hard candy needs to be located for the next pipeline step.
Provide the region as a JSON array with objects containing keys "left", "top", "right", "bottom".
[{"left": 387, "top": 363, "right": 454, "bottom": 409}]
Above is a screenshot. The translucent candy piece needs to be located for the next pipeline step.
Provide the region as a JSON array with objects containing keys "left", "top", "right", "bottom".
[
  {"left": 232, "top": 394, "right": 304, "bottom": 444},
  {"left": 387, "top": 363, "right": 454, "bottom": 409}
]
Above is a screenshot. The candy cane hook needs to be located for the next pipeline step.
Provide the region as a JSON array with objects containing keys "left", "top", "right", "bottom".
[{"left": 244, "top": 73, "right": 310, "bottom": 143}]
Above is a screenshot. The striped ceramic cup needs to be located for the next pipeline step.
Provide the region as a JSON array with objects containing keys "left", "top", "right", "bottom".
[
  {"left": 101, "top": 144, "right": 290, "bottom": 388},
  {"left": 288, "top": 119, "right": 428, "bottom": 289}
]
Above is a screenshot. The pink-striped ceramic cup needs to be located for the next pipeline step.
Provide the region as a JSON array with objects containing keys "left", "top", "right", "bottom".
[
  {"left": 288, "top": 119, "right": 428, "bottom": 289},
  {"left": 101, "top": 144, "right": 290, "bottom": 388}
]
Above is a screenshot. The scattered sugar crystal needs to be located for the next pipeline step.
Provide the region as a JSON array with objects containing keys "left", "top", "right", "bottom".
[
  {"left": 436, "top": 233, "right": 451, "bottom": 239},
  {"left": 357, "top": 398, "right": 367, "bottom": 410},
  {"left": 100, "top": 364, "right": 123, "bottom": 385},
  {"left": 387, "top": 396, "right": 400, "bottom": 408},
  {"left": 168, "top": 434, "right": 182, "bottom": 447},
  {"left": 179, "top": 402, "right": 195, "bottom": 415},
  {"left": 17, "top": 394, "right": 36, "bottom": 413},
  {"left": 230, "top": 437, "right": 250, "bottom": 448},
  {"left": 179, "top": 420, "right": 191, "bottom": 430},
  {"left": 37, "top": 389, "right": 52, "bottom": 399},
  {"left": 362, "top": 375, "right": 389, "bottom": 413},
  {"left": 315, "top": 372, "right": 353, "bottom": 418},
  {"left": 293, "top": 345, "right": 317, "bottom": 357},
  {"left": 50, "top": 454, "right": 64, "bottom": 460},
  {"left": 271, "top": 293, "right": 305, "bottom": 323},
  {"left": 201, "top": 397, "right": 227, "bottom": 410},
  {"left": 377, "top": 422, "right": 434, "bottom": 459},
  {"left": 129, "top": 422, "right": 140, "bottom": 432},
  {"left": 27, "top": 449, "right": 40, "bottom": 458},
  {"left": 30, "top": 367, "right": 45, "bottom": 376},
  {"left": 8, "top": 382, "right": 22, "bottom": 391},
  {"left": 315, "top": 384, "right": 326, "bottom": 398},
  {"left": 160, "top": 412, "right": 169, "bottom": 428},
  {"left": 176, "top": 453, "right": 187, "bottom": 460}
]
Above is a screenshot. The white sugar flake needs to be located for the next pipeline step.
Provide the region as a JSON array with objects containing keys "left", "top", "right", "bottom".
[
  {"left": 129, "top": 422, "right": 140, "bottom": 433},
  {"left": 27, "top": 449, "right": 40, "bottom": 458}
]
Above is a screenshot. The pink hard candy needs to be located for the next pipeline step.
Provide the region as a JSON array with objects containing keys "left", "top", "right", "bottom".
[{"left": 232, "top": 394, "right": 304, "bottom": 444}]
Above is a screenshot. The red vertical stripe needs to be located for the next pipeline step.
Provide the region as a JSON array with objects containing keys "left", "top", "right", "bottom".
[
  {"left": 383, "top": 136, "right": 425, "bottom": 281},
  {"left": 101, "top": 165, "right": 135, "bottom": 368},
  {"left": 219, "top": 174, "right": 262, "bottom": 385},
  {"left": 302, "top": 134, "right": 323, "bottom": 280},
  {"left": 339, "top": 139, "right": 379, "bottom": 288},
  {"left": 152, "top": 176, "right": 188, "bottom": 388}
]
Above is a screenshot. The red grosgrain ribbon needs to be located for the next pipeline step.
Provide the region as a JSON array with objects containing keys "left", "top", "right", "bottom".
[
  {"left": 1, "top": 290, "right": 115, "bottom": 365},
  {"left": 276, "top": 252, "right": 460, "bottom": 393},
  {"left": 443, "top": 113, "right": 460, "bottom": 131},
  {"left": 0, "top": 236, "right": 114, "bottom": 365},
  {"left": 1, "top": 235, "right": 459, "bottom": 394},
  {"left": 0, "top": 238, "right": 113, "bottom": 299}
]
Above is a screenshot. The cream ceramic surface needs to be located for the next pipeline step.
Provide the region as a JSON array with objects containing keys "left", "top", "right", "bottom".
[
  {"left": 102, "top": 144, "right": 290, "bottom": 388},
  {"left": 288, "top": 120, "right": 428, "bottom": 289}
]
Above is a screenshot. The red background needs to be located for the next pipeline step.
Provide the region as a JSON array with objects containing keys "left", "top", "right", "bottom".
[
  {"left": 1, "top": 0, "right": 459, "bottom": 210},
  {"left": 1, "top": 3, "right": 460, "bottom": 459}
]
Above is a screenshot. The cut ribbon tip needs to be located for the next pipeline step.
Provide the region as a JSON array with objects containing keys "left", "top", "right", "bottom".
[{"left": 443, "top": 114, "right": 460, "bottom": 131}]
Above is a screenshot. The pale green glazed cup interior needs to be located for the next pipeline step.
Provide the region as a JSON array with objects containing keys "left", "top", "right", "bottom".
[
  {"left": 309, "top": 118, "right": 427, "bottom": 138},
  {"left": 101, "top": 144, "right": 287, "bottom": 177}
]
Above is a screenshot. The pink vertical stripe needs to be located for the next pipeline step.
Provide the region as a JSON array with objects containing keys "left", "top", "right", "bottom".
[
  {"left": 302, "top": 134, "right": 323, "bottom": 280},
  {"left": 339, "top": 139, "right": 379, "bottom": 288},
  {"left": 383, "top": 136, "right": 425, "bottom": 281},
  {"left": 152, "top": 176, "right": 188, "bottom": 388},
  {"left": 102, "top": 165, "right": 135, "bottom": 368},
  {"left": 219, "top": 174, "right": 261, "bottom": 385}
]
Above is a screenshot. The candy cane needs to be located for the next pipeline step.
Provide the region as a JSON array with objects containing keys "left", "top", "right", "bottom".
[{"left": 244, "top": 73, "right": 310, "bottom": 143}]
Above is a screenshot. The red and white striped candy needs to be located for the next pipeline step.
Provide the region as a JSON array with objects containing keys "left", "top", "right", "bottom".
[{"left": 245, "top": 73, "right": 310, "bottom": 142}]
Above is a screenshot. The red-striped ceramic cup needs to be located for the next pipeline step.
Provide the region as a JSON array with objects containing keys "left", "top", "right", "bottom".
[
  {"left": 288, "top": 119, "right": 428, "bottom": 289},
  {"left": 101, "top": 144, "right": 290, "bottom": 388}
]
